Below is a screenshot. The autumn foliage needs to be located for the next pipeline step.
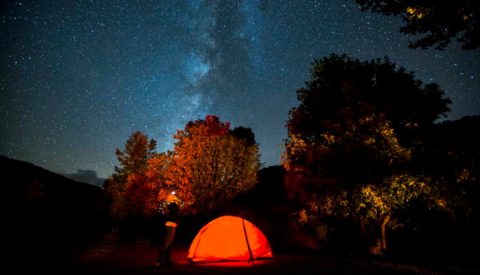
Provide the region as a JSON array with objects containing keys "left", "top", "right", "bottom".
[
  {"left": 104, "top": 115, "right": 260, "bottom": 227},
  {"left": 163, "top": 115, "right": 260, "bottom": 215},
  {"left": 104, "top": 131, "right": 157, "bottom": 223}
]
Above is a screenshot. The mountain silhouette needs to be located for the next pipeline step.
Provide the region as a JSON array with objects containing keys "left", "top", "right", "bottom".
[{"left": 2, "top": 155, "right": 107, "bottom": 273}]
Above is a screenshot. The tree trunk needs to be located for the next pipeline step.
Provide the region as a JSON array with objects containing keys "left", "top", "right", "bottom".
[
  {"left": 369, "top": 215, "right": 390, "bottom": 256},
  {"left": 380, "top": 215, "right": 390, "bottom": 252}
]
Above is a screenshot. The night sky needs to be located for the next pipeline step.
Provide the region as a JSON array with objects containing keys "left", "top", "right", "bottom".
[{"left": 1, "top": 0, "right": 479, "bottom": 183}]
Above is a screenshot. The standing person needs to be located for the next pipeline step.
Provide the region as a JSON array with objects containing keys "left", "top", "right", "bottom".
[{"left": 156, "top": 202, "right": 180, "bottom": 266}]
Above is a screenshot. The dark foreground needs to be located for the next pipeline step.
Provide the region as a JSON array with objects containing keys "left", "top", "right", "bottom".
[{"left": 23, "top": 233, "right": 479, "bottom": 275}]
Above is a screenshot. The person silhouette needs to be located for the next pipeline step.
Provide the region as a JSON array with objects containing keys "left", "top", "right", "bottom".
[{"left": 156, "top": 202, "right": 180, "bottom": 266}]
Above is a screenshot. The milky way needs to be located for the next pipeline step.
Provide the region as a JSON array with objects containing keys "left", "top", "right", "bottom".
[{"left": 1, "top": 0, "right": 479, "bottom": 182}]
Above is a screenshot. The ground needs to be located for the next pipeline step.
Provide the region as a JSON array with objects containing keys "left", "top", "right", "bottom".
[{"left": 23, "top": 232, "right": 474, "bottom": 275}]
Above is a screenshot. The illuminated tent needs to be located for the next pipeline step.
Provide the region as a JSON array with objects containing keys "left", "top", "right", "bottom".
[{"left": 187, "top": 215, "right": 273, "bottom": 263}]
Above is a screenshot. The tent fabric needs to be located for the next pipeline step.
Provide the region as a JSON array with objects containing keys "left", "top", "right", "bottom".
[{"left": 187, "top": 215, "right": 273, "bottom": 263}]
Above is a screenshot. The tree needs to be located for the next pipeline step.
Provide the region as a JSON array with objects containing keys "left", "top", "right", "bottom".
[
  {"left": 283, "top": 54, "right": 451, "bottom": 254},
  {"left": 285, "top": 54, "right": 449, "bottom": 187},
  {"left": 352, "top": 173, "right": 443, "bottom": 254},
  {"left": 104, "top": 131, "right": 157, "bottom": 224},
  {"left": 164, "top": 115, "right": 260, "bottom": 215},
  {"left": 114, "top": 131, "right": 157, "bottom": 177},
  {"left": 355, "top": 0, "right": 480, "bottom": 50}
]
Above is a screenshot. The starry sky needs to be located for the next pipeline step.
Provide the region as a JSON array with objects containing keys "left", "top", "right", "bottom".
[{"left": 1, "top": 0, "right": 479, "bottom": 183}]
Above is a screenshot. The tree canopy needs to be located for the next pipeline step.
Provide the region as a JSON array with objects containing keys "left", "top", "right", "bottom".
[
  {"left": 355, "top": 0, "right": 480, "bottom": 50},
  {"left": 163, "top": 115, "right": 260, "bottom": 215},
  {"left": 113, "top": 131, "right": 157, "bottom": 178},
  {"left": 283, "top": 54, "right": 451, "bottom": 254},
  {"left": 285, "top": 54, "right": 450, "bottom": 184},
  {"left": 104, "top": 116, "right": 261, "bottom": 226}
]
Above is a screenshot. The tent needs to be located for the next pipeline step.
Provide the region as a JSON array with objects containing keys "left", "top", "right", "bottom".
[{"left": 187, "top": 215, "right": 273, "bottom": 263}]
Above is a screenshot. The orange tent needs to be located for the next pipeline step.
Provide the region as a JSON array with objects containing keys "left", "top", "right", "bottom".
[{"left": 187, "top": 215, "right": 273, "bottom": 263}]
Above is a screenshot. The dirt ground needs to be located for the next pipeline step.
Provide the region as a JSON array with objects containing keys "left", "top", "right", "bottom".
[{"left": 28, "top": 233, "right": 478, "bottom": 275}]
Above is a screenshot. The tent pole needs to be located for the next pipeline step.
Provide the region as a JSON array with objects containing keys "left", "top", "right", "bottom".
[{"left": 242, "top": 218, "right": 255, "bottom": 266}]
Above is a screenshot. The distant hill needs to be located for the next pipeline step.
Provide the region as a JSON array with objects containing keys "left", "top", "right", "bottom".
[
  {"left": 2, "top": 155, "right": 108, "bottom": 272},
  {"left": 2, "top": 155, "right": 108, "bottom": 233},
  {"left": 2, "top": 155, "right": 103, "bottom": 216}
]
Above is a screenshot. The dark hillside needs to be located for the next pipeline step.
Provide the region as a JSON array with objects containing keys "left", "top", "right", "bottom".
[{"left": 2, "top": 155, "right": 107, "bottom": 273}]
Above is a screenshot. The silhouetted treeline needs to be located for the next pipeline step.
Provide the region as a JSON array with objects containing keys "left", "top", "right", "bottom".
[
  {"left": 411, "top": 116, "right": 480, "bottom": 264},
  {"left": 419, "top": 116, "right": 480, "bottom": 175}
]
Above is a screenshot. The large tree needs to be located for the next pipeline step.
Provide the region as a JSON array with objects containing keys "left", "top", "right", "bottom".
[
  {"left": 164, "top": 115, "right": 260, "bottom": 215},
  {"left": 355, "top": 0, "right": 480, "bottom": 50},
  {"left": 104, "top": 131, "right": 157, "bottom": 222},
  {"left": 283, "top": 54, "right": 451, "bottom": 254}
]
